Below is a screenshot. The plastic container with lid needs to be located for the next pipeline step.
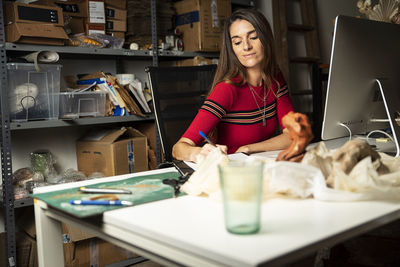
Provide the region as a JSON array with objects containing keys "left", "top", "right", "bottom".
[
  {"left": 58, "top": 91, "right": 106, "bottom": 119},
  {"left": 7, "top": 63, "right": 62, "bottom": 122}
]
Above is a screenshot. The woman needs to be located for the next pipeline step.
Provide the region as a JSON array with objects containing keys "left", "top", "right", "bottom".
[{"left": 172, "top": 9, "right": 294, "bottom": 162}]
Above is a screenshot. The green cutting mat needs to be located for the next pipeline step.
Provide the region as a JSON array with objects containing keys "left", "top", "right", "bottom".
[{"left": 31, "top": 171, "right": 183, "bottom": 218}]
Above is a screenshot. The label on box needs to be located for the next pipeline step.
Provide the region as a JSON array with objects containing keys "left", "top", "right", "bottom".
[
  {"left": 17, "top": 5, "right": 60, "bottom": 24},
  {"left": 211, "top": 0, "right": 219, "bottom": 28},
  {"left": 128, "top": 140, "right": 134, "bottom": 173},
  {"left": 176, "top": 11, "right": 200, "bottom": 26},
  {"left": 89, "top": 1, "right": 105, "bottom": 24},
  {"left": 87, "top": 24, "right": 106, "bottom": 35},
  {"left": 55, "top": 2, "right": 80, "bottom": 15},
  {"left": 105, "top": 8, "right": 115, "bottom": 18}
]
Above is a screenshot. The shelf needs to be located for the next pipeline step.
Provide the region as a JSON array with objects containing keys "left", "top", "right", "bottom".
[
  {"left": 231, "top": 0, "right": 255, "bottom": 6},
  {"left": 4, "top": 43, "right": 219, "bottom": 58},
  {"left": 10, "top": 114, "right": 155, "bottom": 130},
  {"left": 0, "top": 197, "right": 33, "bottom": 208},
  {"left": 14, "top": 197, "right": 33, "bottom": 208}
]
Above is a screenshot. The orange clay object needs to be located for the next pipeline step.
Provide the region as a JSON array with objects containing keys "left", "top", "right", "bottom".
[
  {"left": 276, "top": 111, "right": 314, "bottom": 162},
  {"left": 89, "top": 194, "right": 118, "bottom": 201}
]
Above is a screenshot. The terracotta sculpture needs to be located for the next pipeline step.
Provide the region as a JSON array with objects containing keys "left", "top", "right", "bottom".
[{"left": 276, "top": 111, "right": 314, "bottom": 162}]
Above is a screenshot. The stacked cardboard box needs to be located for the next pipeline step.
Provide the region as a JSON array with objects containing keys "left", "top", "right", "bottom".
[
  {"left": 126, "top": 0, "right": 175, "bottom": 48},
  {"left": 84, "top": 0, "right": 106, "bottom": 35},
  {"left": 105, "top": 4, "right": 127, "bottom": 39},
  {"left": 12, "top": 208, "right": 137, "bottom": 266},
  {"left": 33, "top": 0, "right": 86, "bottom": 35},
  {"left": 174, "top": 0, "right": 231, "bottom": 52},
  {"left": 5, "top": 1, "right": 69, "bottom": 45},
  {"left": 33, "top": 0, "right": 106, "bottom": 35}
]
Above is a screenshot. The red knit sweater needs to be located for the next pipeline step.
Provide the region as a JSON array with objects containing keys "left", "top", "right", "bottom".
[{"left": 182, "top": 73, "right": 294, "bottom": 154}]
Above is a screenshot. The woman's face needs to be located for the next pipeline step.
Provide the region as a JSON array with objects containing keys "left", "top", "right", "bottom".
[{"left": 229, "top": 19, "right": 264, "bottom": 70}]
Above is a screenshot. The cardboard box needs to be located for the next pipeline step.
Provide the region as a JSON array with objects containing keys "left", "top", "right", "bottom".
[
  {"left": 76, "top": 127, "right": 148, "bottom": 176},
  {"left": 107, "top": 31, "right": 125, "bottom": 39},
  {"left": 174, "top": 0, "right": 231, "bottom": 52},
  {"left": 105, "top": 5, "right": 127, "bottom": 21},
  {"left": 85, "top": 22, "right": 106, "bottom": 35},
  {"left": 5, "top": 22, "right": 68, "bottom": 46},
  {"left": 5, "top": 1, "right": 64, "bottom": 26},
  {"left": 33, "top": 0, "right": 87, "bottom": 17},
  {"left": 62, "top": 223, "right": 95, "bottom": 243},
  {"left": 87, "top": 0, "right": 106, "bottom": 24},
  {"left": 106, "top": 19, "right": 127, "bottom": 32},
  {"left": 64, "top": 238, "right": 136, "bottom": 267},
  {"left": 105, "top": 0, "right": 126, "bottom": 9},
  {"left": 0, "top": 232, "right": 6, "bottom": 266},
  {"left": 13, "top": 208, "right": 133, "bottom": 267},
  {"left": 1, "top": 231, "right": 38, "bottom": 267},
  {"left": 16, "top": 232, "right": 38, "bottom": 267},
  {"left": 68, "top": 16, "right": 85, "bottom": 35},
  {"left": 177, "top": 56, "right": 218, "bottom": 66}
]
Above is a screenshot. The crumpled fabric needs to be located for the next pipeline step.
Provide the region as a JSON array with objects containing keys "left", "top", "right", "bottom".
[
  {"left": 181, "top": 141, "right": 400, "bottom": 202},
  {"left": 302, "top": 142, "right": 400, "bottom": 201},
  {"left": 180, "top": 147, "right": 229, "bottom": 196}
]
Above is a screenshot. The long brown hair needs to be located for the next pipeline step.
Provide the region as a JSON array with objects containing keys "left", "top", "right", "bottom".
[{"left": 211, "top": 9, "right": 280, "bottom": 92}]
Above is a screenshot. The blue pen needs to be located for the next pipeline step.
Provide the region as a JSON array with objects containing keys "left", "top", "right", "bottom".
[
  {"left": 199, "top": 130, "right": 217, "bottom": 147},
  {"left": 69, "top": 200, "right": 133, "bottom": 206}
]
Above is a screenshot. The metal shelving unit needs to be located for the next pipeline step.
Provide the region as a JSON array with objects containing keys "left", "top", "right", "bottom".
[
  {"left": 0, "top": 1, "right": 165, "bottom": 266},
  {"left": 5, "top": 43, "right": 219, "bottom": 58},
  {"left": 10, "top": 114, "right": 155, "bottom": 130},
  {"left": 0, "top": 0, "right": 243, "bottom": 265}
]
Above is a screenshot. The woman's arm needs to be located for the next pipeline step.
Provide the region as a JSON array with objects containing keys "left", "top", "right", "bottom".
[
  {"left": 235, "top": 131, "right": 292, "bottom": 154},
  {"left": 172, "top": 137, "right": 227, "bottom": 163}
]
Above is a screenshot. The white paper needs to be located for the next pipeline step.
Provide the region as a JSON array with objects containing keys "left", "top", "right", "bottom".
[{"left": 128, "top": 83, "right": 151, "bottom": 113}]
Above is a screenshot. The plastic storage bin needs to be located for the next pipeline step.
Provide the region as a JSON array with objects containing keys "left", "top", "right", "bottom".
[
  {"left": 7, "top": 63, "right": 62, "bottom": 122},
  {"left": 58, "top": 91, "right": 106, "bottom": 119}
]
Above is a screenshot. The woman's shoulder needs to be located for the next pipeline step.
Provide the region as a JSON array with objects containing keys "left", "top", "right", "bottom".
[
  {"left": 271, "top": 71, "right": 288, "bottom": 91},
  {"left": 213, "top": 80, "right": 238, "bottom": 94}
]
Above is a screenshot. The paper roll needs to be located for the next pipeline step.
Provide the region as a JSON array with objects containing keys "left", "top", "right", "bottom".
[{"left": 116, "top": 74, "right": 135, "bottom": 85}]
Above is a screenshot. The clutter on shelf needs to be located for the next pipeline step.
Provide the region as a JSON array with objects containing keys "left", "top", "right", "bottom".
[
  {"left": 64, "top": 70, "right": 152, "bottom": 118},
  {"left": 11, "top": 149, "right": 103, "bottom": 200}
]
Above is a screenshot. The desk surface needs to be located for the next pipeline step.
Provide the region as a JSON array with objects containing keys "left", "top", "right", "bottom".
[
  {"left": 34, "top": 152, "right": 400, "bottom": 267},
  {"left": 103, "top": 195, "right": 400, "bottom": 267}
]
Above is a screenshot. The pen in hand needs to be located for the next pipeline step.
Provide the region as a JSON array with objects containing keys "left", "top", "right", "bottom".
[{"left": 199, "top": 130, "right": 217, "bottom": 147}]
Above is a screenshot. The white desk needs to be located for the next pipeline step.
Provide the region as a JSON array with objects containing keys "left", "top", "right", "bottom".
[{"left": 33, "top": 168, "right": 400, "bottom": 267}]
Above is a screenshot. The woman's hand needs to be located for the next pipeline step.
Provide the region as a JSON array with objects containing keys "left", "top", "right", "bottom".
[
  {"left": 199, "top": 144, "right": 228, "bottom": 159},
  {"left": 235, "top": 145, "right": 250, "bottom": 154},
  {"left": 172, "top": 137, "right": 227, "bottom": 163}
]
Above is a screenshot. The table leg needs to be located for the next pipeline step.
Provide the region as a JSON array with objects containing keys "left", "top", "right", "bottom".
[{"left": 34, "top": 199, "right": 65, "bottom": 267}]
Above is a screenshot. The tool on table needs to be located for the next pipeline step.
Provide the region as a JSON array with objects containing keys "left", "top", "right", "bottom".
[
  {"left": 79, "top": 186, "right": 132, "bottom": 194},
  {"left": 162, "top": 172, "right": 190, "bottom": 198},
  {"left": 199, "top": 130, "right": 217, "bottom": 147},
  {"left": 160, "top": 161, "right": 192, "bottom": 198},
  {"left": 69, "top": 200, "right": 133, "bottom": 206}
]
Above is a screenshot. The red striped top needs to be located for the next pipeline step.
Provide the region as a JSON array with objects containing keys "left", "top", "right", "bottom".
[{"left": 182, "top": 73, "right": 294, "bottom": 154}]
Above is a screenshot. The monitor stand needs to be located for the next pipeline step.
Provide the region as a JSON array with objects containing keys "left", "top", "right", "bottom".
[{"left": 375, "top": 78, "right": 400, "bottom": 157}]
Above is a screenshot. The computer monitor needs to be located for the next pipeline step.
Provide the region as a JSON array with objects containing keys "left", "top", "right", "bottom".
[{"left": 321, "top": 15, "right": 400, "bottom": 156}]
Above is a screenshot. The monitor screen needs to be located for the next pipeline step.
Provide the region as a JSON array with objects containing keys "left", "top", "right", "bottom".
[{"left": 321, "top": 15, "right": 400, "bottom": 155}]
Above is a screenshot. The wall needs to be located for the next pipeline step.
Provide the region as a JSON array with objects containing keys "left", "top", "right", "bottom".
[
  {"left": 315, "top": 0, "right": 360, "bottom": 64},
  {"left": 257, "top": 0, "right": 360, "bottom": 64}
]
